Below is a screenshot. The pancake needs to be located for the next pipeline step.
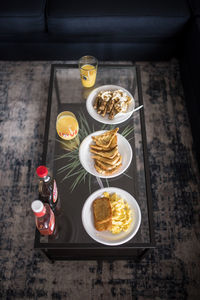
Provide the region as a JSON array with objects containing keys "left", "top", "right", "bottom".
[
  {"left": 92, "top": 128, "right": 119, "bottom": 149},
  {"left": 90, "top": 146, "right": 118, "bottom": 159},
  {"left": 91, "top": 153, "right": 120, "bottom": 166},
  {"left": 95, "top": 155, "right": 122, "bottom": 171},
  {"left": 94, "top": 162, "right": 122, "bottom": 176},
  {"left": 90, "top": 135, "right": 117, "bottom": 151}
]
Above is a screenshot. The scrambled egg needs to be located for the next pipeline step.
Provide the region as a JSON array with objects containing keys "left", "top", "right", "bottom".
[{"left": 103, "top": 192, "right": 132, "bottom": 234}]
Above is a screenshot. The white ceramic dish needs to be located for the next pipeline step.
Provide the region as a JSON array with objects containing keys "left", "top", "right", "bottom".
[
  {"left": 79, "top": 130, "right": 133, "bottom": 179},
  {"left": 86, "top": 85, "right": 135, "bottom": 124},
  {"left": 81, "top": 187, "right": 141, "bottom": 246}
]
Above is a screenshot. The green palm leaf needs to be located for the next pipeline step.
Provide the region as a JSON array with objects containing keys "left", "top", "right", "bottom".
[{"left": 55, "top": 111, "right": 134, "bottom": 192}]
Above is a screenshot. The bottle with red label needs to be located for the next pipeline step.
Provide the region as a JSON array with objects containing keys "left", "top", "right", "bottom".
[
  {"left": 36, "top": 165, "right": 61, "bottom": 214},
  {"left": 31, "top": 200, "right": 55, "bottom": 235}
]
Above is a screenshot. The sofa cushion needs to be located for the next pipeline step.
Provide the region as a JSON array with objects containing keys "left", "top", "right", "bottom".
[
  {"left": 47, "top": 0, "right": 190, "bottom": 41},
  {"left": 0, "top": 0, "right": 46, "bottom": 34}
]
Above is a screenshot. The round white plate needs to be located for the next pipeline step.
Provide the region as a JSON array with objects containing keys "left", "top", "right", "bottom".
[
  {"left": 82, "top": 187, "right": 141, "bottom": 246},
  {"left": 79, "top": 130, "right": 133, "bottom": 179},
  {"left": 86, "top": 85, "right": 135, "bottom": 124}
]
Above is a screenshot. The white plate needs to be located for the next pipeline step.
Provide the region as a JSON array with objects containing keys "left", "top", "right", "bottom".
[
  {"left": 82, "top": 187, "right": 141, "bottom": 246},
  {"left": 79, "top": 130, "right": 133, "bottom": 179},
  {"left": 86, "top": 85, "right": 135, "bottom": 124}
]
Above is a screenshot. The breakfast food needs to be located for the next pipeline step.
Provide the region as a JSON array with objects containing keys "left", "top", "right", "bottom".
[
  {"left": 92, "top": 197, "right": 112, "bottom": 231},
  {"left": 103, "top": 192, "right": 132, "bottom": 234},
  {"left": 91, "top": 147, "right": 118, "bottom": 159},
  {"left": 91, "top": 153, "right": 120, "bottom": 166},
  {"left": 93, "top": 89, "right": 132, "bottom": 119},
  {"left": 90, "top": 128, "right": 122, "bottom": 175},
  {"left": 95, "top": 155, "right": 122, "bottom": 171},
  {"left": 92, "top": 192, "right": 132, "bottom": 233},
  {"left": 95, "top": 220, "right": 112, "bottom": 231},
  {"left": 92, "top": 128, "right": 118, "bottom": 149},
  {"left": 90, "top": 135, "right": 117, "bottom": 151},
  {"left": 94, "top": 163, "right": 121, "bottom": 176}
]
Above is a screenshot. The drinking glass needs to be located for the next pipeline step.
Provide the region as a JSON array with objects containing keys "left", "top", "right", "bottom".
[
  {"left": 78, "top": 55, "right": 98, "bottom": 88},
  {"left": 56, "top": 111, "right": 79, "bottom": 140}
]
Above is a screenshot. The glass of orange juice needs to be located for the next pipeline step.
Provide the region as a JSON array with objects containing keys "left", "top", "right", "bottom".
[
  {"left": 78, "top": 55, "right": 98, "bottom": 88},
  {"left": 56, "top": 111, "right": 79, "bottom": 140}
]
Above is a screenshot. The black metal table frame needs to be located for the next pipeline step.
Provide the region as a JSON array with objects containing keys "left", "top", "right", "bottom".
[{"left": 34, "top": 63, "right": 156, "bottom": 261}]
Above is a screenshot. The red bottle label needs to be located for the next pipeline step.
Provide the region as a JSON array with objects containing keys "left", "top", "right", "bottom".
[
  {"left": 49, "top": 210, "right": 55, "bottom": 233},
  {"left": 37, "top": 206, "right": 55, "bottom": 235},
  {"left": 53, "top": 180, "right": 58, "bottom": 203}
]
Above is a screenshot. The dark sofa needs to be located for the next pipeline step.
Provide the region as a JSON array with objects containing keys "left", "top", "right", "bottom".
[
  {"left": 0, "top": 0, "right": 199, "bottom": 167},
  {"left": 0, "top": 0, "right": 191, "bottom": 61}
]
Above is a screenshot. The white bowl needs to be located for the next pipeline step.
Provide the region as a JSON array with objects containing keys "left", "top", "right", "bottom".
[
  {"left": 86, "top": 85, "right": 135, "bottom": 125},
  {"left": 79, "top": 130, "right": 133, "bottom": 179},
  {"left": 82, "top": 187, "right": 141, "bottom": 246}
]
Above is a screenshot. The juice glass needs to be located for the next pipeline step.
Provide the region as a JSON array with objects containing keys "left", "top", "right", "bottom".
[
  {"left": 79, "top": 55, "right": 98, "bottom": 88},
  {"left": 56, "top": 111, "right": 79, "bottom": 140}
]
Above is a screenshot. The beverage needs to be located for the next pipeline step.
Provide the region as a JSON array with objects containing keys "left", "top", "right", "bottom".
[
  {"left": 80, "top": 64, "right": 97, "bottom": 88},
  {"left": 31, "top": 200, "right": 55, "bottom": 236},
  {"left": 79, "top": 55, "right": 98, "bottom": 88},
  {"left": 56, "top": 111, "right": 79, "bottom": 140},
  {"left": 36, "top": 165, "right": 61, "bottom": 214}
]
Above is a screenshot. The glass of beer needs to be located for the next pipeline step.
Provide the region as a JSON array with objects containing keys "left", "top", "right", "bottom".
[
  {"left": 56, "top": 111, "right": 79, "bottom": 140},
  {"left": 79, "top": 55, "right": 98, "bottom": 88}
]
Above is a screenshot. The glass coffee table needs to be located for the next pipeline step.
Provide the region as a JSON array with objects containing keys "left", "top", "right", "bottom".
[{"left": 34, "top": 63, "right": 155, "bottom": 261}]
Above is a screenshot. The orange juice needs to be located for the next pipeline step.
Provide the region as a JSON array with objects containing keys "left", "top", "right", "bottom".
[
  {"left": 80, "top": 64, "right": 97, "bottom": 88},
  {"left": 56, "top": 111, "right": 79, "bottom": 140}
]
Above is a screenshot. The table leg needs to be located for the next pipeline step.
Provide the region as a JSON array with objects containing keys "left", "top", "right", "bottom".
[
  {"left": 136, "top": 248, "right": 150, "bottom": 262},
  {"left": 39, "top": 249, "right": 55, "bottom": 264}
]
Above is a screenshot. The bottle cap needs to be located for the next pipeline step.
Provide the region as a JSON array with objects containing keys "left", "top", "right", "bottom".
[
  {"left": 31, "top": 200, "right": 46, "bottom": 217},
  {"left": 36, "top": 166, "right": 48, "bottom": 178}
]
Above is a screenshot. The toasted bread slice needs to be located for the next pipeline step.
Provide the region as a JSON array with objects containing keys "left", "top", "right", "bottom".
[
  {"left": 93, "top": 197, "right": 112, "bottom": 225},
  {"left": 92, "top": 153, "right": 120, "bottom": 166},
  {"left": 92, "top": 128, "right": 119, "bottom": 149},
  {"left": 95, "top": 155, "right": 122, "bottom": 171},
  {"left": 90, "top": 146, "right": 118, "bottom": 159},
  {"left": 90, "top": 135, "right": 117, "bottom": 151},
  {"left": 94, "top": 162, "right": 122, "bottom": 175},
  {"left": 94, "top": 219, "right": 112, "bottom": 231}
]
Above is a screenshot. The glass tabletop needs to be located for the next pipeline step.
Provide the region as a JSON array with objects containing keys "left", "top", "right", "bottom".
[{"left": 37, "top": 63, "right": 154, "bottom": 248}]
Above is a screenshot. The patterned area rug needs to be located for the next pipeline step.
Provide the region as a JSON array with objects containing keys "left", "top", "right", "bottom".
[{"left": 0, "top": 61, "right": 200, "bottom": 300}]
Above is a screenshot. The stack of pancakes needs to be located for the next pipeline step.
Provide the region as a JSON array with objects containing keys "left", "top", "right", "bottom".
[{"left": 90, "top": 128, "right": 122, "bottom": 175}]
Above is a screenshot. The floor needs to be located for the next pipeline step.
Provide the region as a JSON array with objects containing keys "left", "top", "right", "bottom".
[{"left": 0, "top": 60, "right": 200, "bottom": 300}]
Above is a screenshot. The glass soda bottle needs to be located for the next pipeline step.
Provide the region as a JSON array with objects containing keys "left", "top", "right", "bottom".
[
  {"left": 36, "top": 165, "right": 61, "bottom": 214},
  {"left": 31, "top": 200, "right": 55, "bottom": 235}
]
